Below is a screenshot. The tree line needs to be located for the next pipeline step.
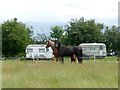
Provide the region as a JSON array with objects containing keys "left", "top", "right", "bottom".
[{"left": 1, "top": 17, "right": 120, "bottom": 57}]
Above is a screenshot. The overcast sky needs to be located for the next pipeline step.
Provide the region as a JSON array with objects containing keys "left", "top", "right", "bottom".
[{"left": 0, "top": 0, "right": 119, "bottom": 34}]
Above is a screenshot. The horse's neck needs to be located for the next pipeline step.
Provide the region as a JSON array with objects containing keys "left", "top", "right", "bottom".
[
  {"left": 50, "top": 43, "right": 58, "bottom": 54},
  {"left": 50, "top": 45, "right": 54, "bottom": 51}
]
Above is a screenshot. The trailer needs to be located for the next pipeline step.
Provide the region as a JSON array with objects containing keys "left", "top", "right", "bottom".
[
  {"left": 25, "top": 44, "right": 53, "bottom": 60},
  {"left": 79, "top": 43, "right": 107, "bottom": 58}
]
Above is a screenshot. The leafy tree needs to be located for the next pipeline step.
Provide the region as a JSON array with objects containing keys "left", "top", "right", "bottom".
[
  {"left": 2, "top": 18, "right": 33, "bottom": 57},
  {"left": 117, "top": 27, "right": 120, "bottom": 52},
  {"left": 103, "top": 26, "right": 120, "bottom": 53},
  {"left": 50, "top": 26, "right": 64, "bottom": 41},
  {"left": 32, "top": 33, "right": 50, "bottom": 44},
  {"left": 65, "top": 17, "right": 104, "bottom": 45}
]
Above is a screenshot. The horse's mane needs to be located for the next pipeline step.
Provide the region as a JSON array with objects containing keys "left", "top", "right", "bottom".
[{"left": 55, "top": 42, "right": 65, "bottom": 50}]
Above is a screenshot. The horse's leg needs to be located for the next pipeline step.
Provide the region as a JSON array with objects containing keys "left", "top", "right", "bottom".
[
  {"left": 52, "top": 55, "right": 54, "bottom": 61},
  {"left": 60, "top": 57, "right": 64, "bottom": 64},
  {"left": 79, "top": 48, "right": 83, "bottom": 63},
  {"left": 76, "top": 53, "right": 82, "bottom": 63},
  {"left": 55, "top": 57, "right": 58, "bottom": 62},
  {"left": 71, "top": 55, "right": 75, "bottom": 63},
  {"left": 74, "top": 48, "right": 82, "bottom": 64},
  {"left": 70, "top": 57, "right": 73, "bottom": 63},
  {"left": 74, "top": 54, "right": 82, "bottom": 63},
  {"left": 77, "top": 56, "right": 82, "bottom": 63},
  {"left": 73, "top": 54, "right": 77, "bottom": 62},
  {"left": 75, "top": 55, "right": 78, "bottom": 63}
]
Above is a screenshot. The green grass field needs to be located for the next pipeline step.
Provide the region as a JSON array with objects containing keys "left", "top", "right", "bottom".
[{"left": 2, "top": 57, "right": 118, "bottom": 88}]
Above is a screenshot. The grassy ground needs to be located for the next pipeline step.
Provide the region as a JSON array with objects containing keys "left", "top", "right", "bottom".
[
  {"left": 2, "top": 56, "right": 118, "bottom": 88},
  {"left": 0, "top": 61, "right": 2, "bottom": 89}
]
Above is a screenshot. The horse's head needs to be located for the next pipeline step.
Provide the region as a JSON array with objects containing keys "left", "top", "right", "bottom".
[
  {"left": 46, "top": 40, "right": 58, "bottom": 57},
  {"left": 46, "top": 40, "right": 55, "bottom": 48},
  {"left": 46, "top": 40, "right": 50, "bottom": 48}
]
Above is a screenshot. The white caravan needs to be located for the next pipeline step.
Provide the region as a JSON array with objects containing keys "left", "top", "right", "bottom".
[
  {"left": 25, "top": 44, "right": 53, "bottom": 60},
  {"left": 79, "top": 43, "right": 107, "bottom": 58}
]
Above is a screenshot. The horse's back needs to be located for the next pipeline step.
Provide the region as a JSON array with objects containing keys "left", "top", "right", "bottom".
[
  {"left": 58, "top": 46, "right": 73, "bottom": 56},
  {"left": 64, "top": 47, "right": 74, "bottom": 56}
]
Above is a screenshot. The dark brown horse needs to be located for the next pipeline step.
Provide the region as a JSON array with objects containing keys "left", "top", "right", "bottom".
[
  {"left": 55, "top": 42, "right": 83, "bottom": 63},
  {"left": 46, "top": 40, "right": 76, "bottom": 63}
]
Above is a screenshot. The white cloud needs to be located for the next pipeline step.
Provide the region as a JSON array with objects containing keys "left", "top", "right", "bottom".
[{"left": 0, "top": 0, "right": 119, "bottom": 25}]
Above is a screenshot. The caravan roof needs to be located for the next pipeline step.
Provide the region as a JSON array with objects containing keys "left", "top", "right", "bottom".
[
  {"left": 26, "top": 44, "right": 46, "bottom": 48},
  {"left": 79, "top": 43, "right": 106, "bottom": 46}
]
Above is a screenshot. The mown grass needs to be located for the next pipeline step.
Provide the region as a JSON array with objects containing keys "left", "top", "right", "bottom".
[{"left": 2, "top": 57, "right": 118, "bottom": 88}]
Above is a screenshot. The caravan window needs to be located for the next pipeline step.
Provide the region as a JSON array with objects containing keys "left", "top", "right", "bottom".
[
  {"left": 46, "top": 48, "right": 49, "bottom": 51},
  {"left": 39, "top": 48, "right": 45, "bottom": 53},
  {"left": 82, "top": 47, "right": 86, "bottom": 51},
  {"left": 90, "top": 47, "right": 95, "bottom": 50},
  {"left": 27, "top": 49, "right": 33, "bottom": 53}
]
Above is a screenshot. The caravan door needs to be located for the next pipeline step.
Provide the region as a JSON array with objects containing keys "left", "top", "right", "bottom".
[{"left": 99, "top": 46, "right": 103, "bottom": 56}]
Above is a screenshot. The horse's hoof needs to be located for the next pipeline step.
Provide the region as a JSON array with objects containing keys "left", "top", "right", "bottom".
[
  {"left": 62, "top": 62, "right": 64, "bottom": 64},
  {"left": 78, "top": 61, "right": 82, "bottom": 64}
]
